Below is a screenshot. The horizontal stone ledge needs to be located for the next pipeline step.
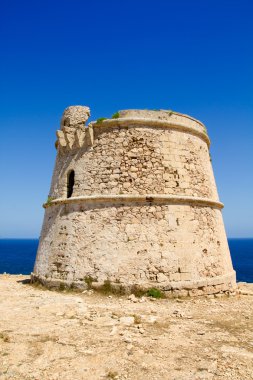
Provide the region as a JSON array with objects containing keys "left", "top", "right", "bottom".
[
  {"left": 167, "top": 270, "right": 236, "bottom": 290},
  {"left": 90, "top": 118, "right": 210, "bottom": 147},
  {"left": 44, "top": 194, "right": 224, "bottom": 209},
  {"left": 31, "top": 270, "right": 236, "bottom": 295},
  {"left": 88, "top": 271, "right": 236, "bottom": 291}
]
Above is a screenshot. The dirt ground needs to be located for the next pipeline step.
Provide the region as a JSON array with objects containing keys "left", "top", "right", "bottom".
[{"left": 0, "top": 275, "right": 253, "bottom": 380}]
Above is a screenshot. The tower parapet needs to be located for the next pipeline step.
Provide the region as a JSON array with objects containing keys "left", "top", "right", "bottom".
[{"left": 32, "top": 106, "right": 236, "bottom": 297}]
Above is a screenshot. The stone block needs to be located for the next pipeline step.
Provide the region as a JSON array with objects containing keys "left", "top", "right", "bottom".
[
  {"left": 170, "top": 273, "right": 181, "bottom": 281},
  {"left": 180, "top": 272, "right": 191, "bottom": 281}
]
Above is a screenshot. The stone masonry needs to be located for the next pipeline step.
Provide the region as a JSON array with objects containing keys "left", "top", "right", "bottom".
[{"left": 32, "top": 106, "right": 236, "bottom": 297}]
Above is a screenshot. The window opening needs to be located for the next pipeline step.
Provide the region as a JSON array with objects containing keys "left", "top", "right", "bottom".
[{"left": 67, "top": 170, "right": 75, "bottom": 198}]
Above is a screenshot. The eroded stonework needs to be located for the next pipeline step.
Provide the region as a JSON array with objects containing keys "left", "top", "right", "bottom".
[{"left": 32, "top": 106, "right": 236, "bottom": 296}]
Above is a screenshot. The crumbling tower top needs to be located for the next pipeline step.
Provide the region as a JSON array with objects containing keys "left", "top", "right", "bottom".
[{"left": 60, "top": 105, "right": 90, "bottom": 129}]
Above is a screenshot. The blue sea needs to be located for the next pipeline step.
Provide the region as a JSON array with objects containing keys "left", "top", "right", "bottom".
[{"left": 0, "top": 238, "right": 252, "bottom": 282}]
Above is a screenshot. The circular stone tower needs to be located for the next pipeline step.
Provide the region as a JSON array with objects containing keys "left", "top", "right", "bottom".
[{"left": 32, "top": 106, "right": 236, "bottom": 297}]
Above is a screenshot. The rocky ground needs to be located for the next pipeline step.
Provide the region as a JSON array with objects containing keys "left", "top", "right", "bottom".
[{"left": 0, "top": 275, "right": 253, "bottom": 380}]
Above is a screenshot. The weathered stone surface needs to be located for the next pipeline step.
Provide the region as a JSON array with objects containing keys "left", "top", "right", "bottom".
[
  {"left": 56, "top": 130, "right": 67, "bottom": 147},
  {"left": 61, "top": 105, "right": 90, "bottom": 127},
  {"left": 75, "top": 129, "right": 86, "bottom": 148},
  {"left": 33, "top": 106, "right": 236, "bottom": 296},
  {"left": 55, "top": 106, "right": 92, "bottom": 151}
]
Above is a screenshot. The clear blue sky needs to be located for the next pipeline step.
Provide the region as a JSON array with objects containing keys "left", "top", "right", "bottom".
[{"left": 0, "top": 0, "right": 252, "bottom": 238}]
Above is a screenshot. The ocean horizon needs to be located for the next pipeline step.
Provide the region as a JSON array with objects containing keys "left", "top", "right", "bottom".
[{"left": 0, "top": 238, "right": 252, "bottom": 283}]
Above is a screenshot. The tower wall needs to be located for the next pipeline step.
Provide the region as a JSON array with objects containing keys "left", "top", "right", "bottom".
[{"left": 33, "top": 107, "right": 236, "bottom": 297}]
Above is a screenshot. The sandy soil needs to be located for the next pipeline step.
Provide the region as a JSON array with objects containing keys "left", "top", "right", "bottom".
[{"left": 0, "top": 275, "right": 253, "bottom": 380}]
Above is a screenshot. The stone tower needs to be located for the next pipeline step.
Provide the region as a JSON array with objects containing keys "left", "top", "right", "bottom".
[{"left": 32, "top": 106, "right": 236, "bottom": 297}]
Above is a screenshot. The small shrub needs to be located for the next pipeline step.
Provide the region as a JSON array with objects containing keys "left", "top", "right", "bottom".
[
  {"left": 107, "top": 371, "right": 118, "bottom": 379},
  {"left": 167, "top": 110, "right": 173, "bottom": 116},
  {"left": 0, "top": 333, "right": 10, "bottom": 343},
  {"left": 84, "top": 275, "right": 95, "bottom": 289},
  {"left": 59, "top": 283, "right": 65, "bottom": 291},
  {"left": 130, "top": 285, "right": 146, "bottom": 298},
  {"left": 30, "top": 279, "right": 48, "bottom": 291},
  {"left": 103, "top": 279, "right": 113, "bottom": 293},
  {"left": 97, "top": 279, "right": 125, "bottom": 296},
  {"left": 147, "top": 288, "right": 165, "bottom": 299},
  {"left": 96, "top": 117, "right": 107, "bottom": 124},
  {"left": 133, "top": 314, "right": 142, "bottom": 324},
  {"left": 112, "top": 112, "right": 120, "bottom": 119},
  {"left": 45, "top": 196, "right": 54, "bottom": 206},
  {"left": 56, "top": 282, "right": 78, "bottom": 293}
]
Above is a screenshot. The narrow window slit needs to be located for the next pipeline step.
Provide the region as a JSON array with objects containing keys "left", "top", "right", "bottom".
[{"left": 67, "top": 170, "right": 75, "bottom": 198}]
